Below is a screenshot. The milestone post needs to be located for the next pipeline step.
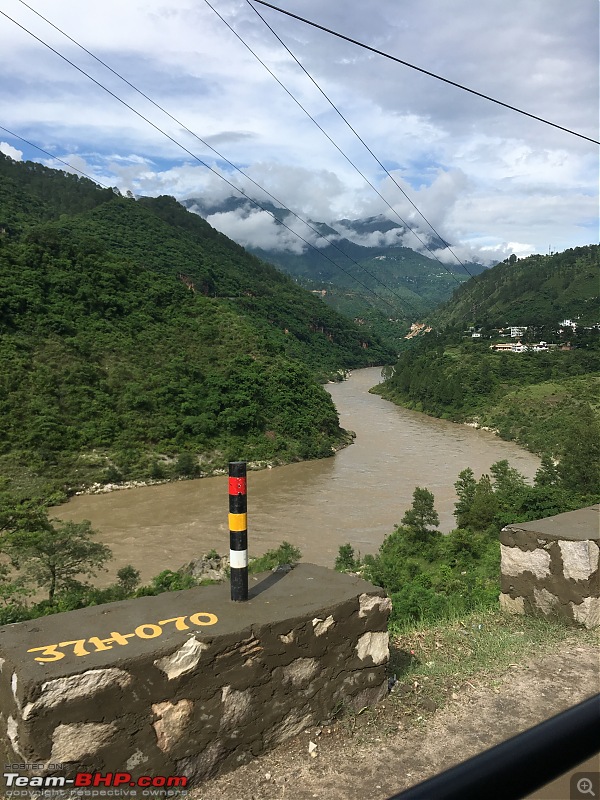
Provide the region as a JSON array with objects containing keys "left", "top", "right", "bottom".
[{"left": 229, "top": 461, "right": 249, "bottom": 601}]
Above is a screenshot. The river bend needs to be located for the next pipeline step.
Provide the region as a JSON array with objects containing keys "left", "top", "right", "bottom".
[{"left": 56, "top": 368, "right": 540, "bottom": 582}]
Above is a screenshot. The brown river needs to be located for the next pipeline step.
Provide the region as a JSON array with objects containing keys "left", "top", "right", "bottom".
[{"left": 55, "top": 368, "right": 540, "bottom": 583}]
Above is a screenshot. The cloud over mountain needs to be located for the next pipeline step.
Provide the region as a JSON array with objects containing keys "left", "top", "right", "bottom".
[{"left": 0, "top": 0, "right": 596, "bottom": 262}]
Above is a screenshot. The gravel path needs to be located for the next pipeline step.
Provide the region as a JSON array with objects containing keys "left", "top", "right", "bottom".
[{"left": 190, "top": 638, "right": 599, "bottom": 800}]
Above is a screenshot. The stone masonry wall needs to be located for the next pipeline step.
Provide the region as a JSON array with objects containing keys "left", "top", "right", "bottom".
[
  {"left": 499, "top": 506, "right": 600, "bottom": 628},
  {"left": 0, "top": 565, "right": 391, "bottom": 794}
]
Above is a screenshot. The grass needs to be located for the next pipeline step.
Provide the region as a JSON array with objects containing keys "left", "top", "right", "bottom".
[
  {"left": 387, "top": 608, "right": 599, "bottom": 717},
  {"left": 332, "top": 607, "right": 599, "bottom": 746},
  {"left": 474, "top": 373, "right": 600, "bottom": 455}
]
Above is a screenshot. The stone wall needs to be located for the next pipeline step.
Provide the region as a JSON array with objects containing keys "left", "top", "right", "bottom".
[
  {"left": 0, "top": 564, "right": 391, "bottom": 793},
  {"left": 500, "top": 505, "right": 599, "bottom": 628}
]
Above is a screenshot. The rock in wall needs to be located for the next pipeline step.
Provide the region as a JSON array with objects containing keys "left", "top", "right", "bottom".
[{"left": 499, "top": 505, "right": 600, "bottom": 628}]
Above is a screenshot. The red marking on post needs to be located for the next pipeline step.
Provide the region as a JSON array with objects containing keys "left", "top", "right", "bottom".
[{"left": 229, "top": 476, "right": 247, "bottom": 495}]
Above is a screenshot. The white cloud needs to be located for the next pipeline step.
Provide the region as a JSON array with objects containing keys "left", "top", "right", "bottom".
[
  {"left": 205, "top": 208, "right": 303, "bottom": 253},
  {"left": 0, "top": 0, "right": 596, "bottom": 262},
  {"left": 0, "top": 141, "right": 23, "bottom": 160}
]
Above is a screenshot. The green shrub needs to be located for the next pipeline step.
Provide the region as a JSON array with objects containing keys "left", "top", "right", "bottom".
[
  {"left": 248, "top": 541, "right": 302, "bottom": 574},
  {"left": 335, "top": 543, "right": 361, "bottom": 572},
  {"left": 102, "top": 464, "right": 123, "bottom": 484},
  {"left": 174, "top": 452, "right": 198, "bottom": 477},
  {"left": 390, "top": 584, "right": 453, "bottom": 626},
  {"left": 137, "top": 569, "right": 198, "bottom": 595}
]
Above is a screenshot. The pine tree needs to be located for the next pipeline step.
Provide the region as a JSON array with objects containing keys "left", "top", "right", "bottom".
[
  {"left": 468, "top": 475, "right": 498, "bottom": 531},
  {"left": 534, "top": 454, "right": 560, "bottom": 488},
  {"left": 454, "top": 468, "right": 477, "bottom": 528},
  {"left": 401, "top": 487, "right": 440, "bottom": 537}
]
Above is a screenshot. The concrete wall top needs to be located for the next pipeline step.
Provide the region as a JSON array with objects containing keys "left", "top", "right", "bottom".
[
  {"left": 503, "top": 504, "right": 599, "bottom": 542},
  {"left": 0, "top": 564, "right": 386, "bottom": 686}
]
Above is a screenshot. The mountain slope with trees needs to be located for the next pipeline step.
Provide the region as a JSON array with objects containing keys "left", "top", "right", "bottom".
[
  {"left": 0, "top": 154, "right": 393, "bottom": 497},
  {"left": 184, "top": 198, "right": 487, "bottom": 349},
  {"left": 375, "top": 245, "right": 600, "bottom": 464},
  {"left": 432, "top": 246, "right": 599, "bottom": 330}
]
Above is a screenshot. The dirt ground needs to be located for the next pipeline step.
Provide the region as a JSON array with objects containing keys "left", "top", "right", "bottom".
[{"left": 190, "top": 638, "right": 599, "bottom": 800}]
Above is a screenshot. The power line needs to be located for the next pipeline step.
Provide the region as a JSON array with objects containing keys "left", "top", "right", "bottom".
[
  {"left": 203, "top": 0, "right": 464, "bottom": 288},
  {"left": 0, "top": 125, "right": 111, "bottom": 187},
  {"left": 0, "top": 129, "right": 411, "bottom": 322},
  {"left": 2, "top": 4, "right": 426, "bottom": 318},
  {"left": 251, "top": 0, "right": 600, "bottom": 146},
  {"left": 245, "top": 0, "right": 476, "bottom": 280},
  {"left": 15, "top": 0, "right": 471, "bottom": 288},
  {"left": 13, "top": 0, "right": 329, "bottom": 233}
]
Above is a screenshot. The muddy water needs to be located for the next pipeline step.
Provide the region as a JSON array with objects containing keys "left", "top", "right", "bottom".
[{"left": 55, "top": 368, "right": 540, "bottom": 582}]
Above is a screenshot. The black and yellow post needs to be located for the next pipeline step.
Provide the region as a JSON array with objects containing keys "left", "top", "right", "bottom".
[{"left": 228, "top": 461, "right": 248, "bottom": 602}]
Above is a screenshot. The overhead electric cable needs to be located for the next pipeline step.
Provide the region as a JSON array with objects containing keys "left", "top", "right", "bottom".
[
  {"left": 203, "top": 0, "right": 464, "bottom": 287},
  {"left": 18, "top": 0, "right": 473, "bottom": 296},
  {"left": 0, "top": 124, "right": 111, "bottom": 187},
  {"left": 3, "top": 4, "right": 426, "bottom": 318},
  {"left": 0, "top": 133, "right": 402, "bottom": 321},
  {"left": 246, "top": 0, "right": 476, "bottom": 280},
  {"left": 250, "top": 0, "right": 600, "bottom": 146}
]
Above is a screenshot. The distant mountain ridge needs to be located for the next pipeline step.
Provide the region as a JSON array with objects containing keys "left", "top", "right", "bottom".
[{"left": 183, "top": 196, "right": 487, "bottom": 351}]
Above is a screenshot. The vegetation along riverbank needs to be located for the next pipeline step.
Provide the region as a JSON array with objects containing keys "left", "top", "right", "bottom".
[{"left": 374, "top": 245, "right": 600, "bottom": 462}]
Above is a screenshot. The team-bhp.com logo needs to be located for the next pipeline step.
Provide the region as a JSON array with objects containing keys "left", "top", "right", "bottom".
[{"left": 3, "top": 771, "right": 187, "bottom": 796}]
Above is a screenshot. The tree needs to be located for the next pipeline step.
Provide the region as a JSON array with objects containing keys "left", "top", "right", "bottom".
[
  {"left": 534, "top": 455, "right": 559, "bottom": 488},
  {"left": 468, "top": 475, "right": 498, "bottom": 531},
  {"left": 558, "top": 408, "right": 600, "bottom": 496},
  {"left": 335, "top": 544, "right": 360, "bottom": 572},
  {"left": 0, "top": 563, "right": 29, "bottom": 608},
  {"left": 401, "top": 487, "right": 440, "bottom": 537},
  {"left": 490, "top": 460, "right": 526, "bottom": 493},
  {"left": 490, "top": 460, "right": 527, "bottom": 512},
  {"left": 8, "top": 519, "right": 112, "bottom": 603},
  {"left": 454, "top": 468, "right": 477, "bottom": 528},
  {"left": 116, "top": 565, "right": 140, "bottom": 595},
  {"left": 0, "top": 490, "right": 52, "bottom": 538}
]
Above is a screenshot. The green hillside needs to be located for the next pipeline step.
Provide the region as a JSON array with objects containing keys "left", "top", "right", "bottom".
[
  {"left": 375, "top": 245, "right": 600, "bottom": 461},
  {"left": 251, "top": 242, "right": 480, "bottom": 342},
  {"left": 0, "top": 154, "right": 393, "bottom": 497},
  {"left": 475, "top": 374, "right": 600, "bottom": 457},
  {"left": 183, "top": 198, "right": 486, "bottom": 349},
  {"left": 257, "top": 244, "right": 477, "bottom": 306},
  {"left": 432, "top": 246, "right": 600, "bottom": 329},
  {"left": 289, "top": 274, "right": 411, "bottom": 353}
]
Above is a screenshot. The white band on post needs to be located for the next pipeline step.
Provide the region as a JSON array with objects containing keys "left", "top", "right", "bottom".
[{"left": 230, "top": 550, "right": 248, "bottom": 569}]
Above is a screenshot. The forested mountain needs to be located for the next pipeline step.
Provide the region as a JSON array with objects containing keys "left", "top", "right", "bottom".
[
  {"left": 184, "top": 197, "right": 486, "bottom": 348},
  {"left": 0, "top": 154, "right": 393, "bottom": 497},
  {"left": 432, "top": 246, "right": 600, "bottom": 330},
  {"left": 375, "top": 245, "right": 600, "bottom": 464}
]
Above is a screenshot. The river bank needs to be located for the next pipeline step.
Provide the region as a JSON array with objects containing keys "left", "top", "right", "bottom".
[
  {"left": 54, "top": 368, "right": 540, "bottom": 585},
  {"left": 70, "top": 431, "right": 357, "bottom": 496},
  {"left": 373, "top": 367, "right": 600, "bottom": 459}
]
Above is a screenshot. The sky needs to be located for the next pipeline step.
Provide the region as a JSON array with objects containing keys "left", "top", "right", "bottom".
[{"left": 1, "top": 0, "right": 598, "bottom": 264}]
